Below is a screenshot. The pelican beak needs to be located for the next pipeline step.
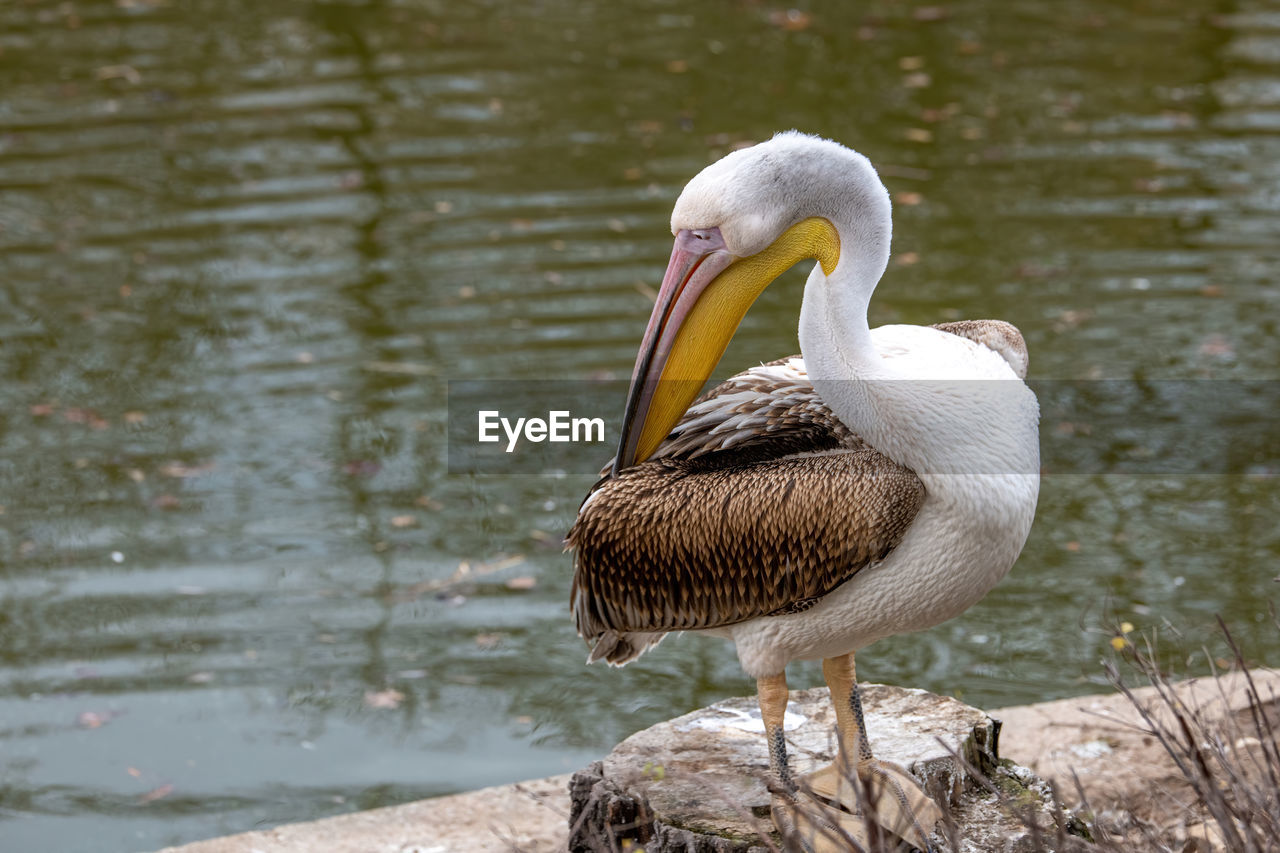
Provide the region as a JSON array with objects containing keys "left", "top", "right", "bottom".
[
  {"left": 612, "top": 217, "right": 842, "bottom": 476},
  {"left": 614, "top": 228, "right": 736, "bottom": 475}
]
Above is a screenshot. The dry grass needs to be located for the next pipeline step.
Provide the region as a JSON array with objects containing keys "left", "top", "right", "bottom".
[
  {"left": 1081, "top": 616, "right": 1280, "bottom": 852},
  {"left": 570, "top": 616, "right": 1280, "bottom": 852}
]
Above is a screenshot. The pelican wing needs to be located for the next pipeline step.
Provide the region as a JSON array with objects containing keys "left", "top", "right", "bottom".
[
  {"left": 931, "top": 320, "right": 1029, "bottom": 378},
  {"left": 654, "top": 355, "right": 861, "bottom": 460},
  {"left": 569, "top": 360, "right": 925, "bottom": 656}
]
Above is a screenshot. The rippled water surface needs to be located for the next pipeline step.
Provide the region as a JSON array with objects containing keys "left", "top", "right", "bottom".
[{"left": 2, "top": 1, "right": 1279, "bottom": 850}]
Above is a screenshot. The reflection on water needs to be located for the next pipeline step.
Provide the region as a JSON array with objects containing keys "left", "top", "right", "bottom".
[{"left": 0, "top": 0, "right": 1277, "bottom": 850}]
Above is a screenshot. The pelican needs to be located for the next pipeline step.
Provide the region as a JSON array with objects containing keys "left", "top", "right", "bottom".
[{"left": 569, "top": 132, "right": 1039, "bottom": 850}]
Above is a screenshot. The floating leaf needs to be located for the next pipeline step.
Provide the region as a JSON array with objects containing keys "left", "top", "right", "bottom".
[
  {"left": 97, "top": 65, "right": 142, "bottom": 84},
  {"left": 63, "top": 408, "right": 110, "bottom": 429},
  {"left": 768, "top": 9, "right": 812, "bottom": 31},
  {"left": 364, "top": 689, "right": 405, "bottom": 710},
  {"left": 634, "top": 281, "right": 659, "bottom": 303},
  {"left": 1198, "top": 334, "right": 1234, "bottom": 358},
  {"left": 529, "top": 529, "right": 558, "bottom": 545},
  {"left": 77, "top": 710, "right": 121, "bottom": 729},
  {"left": 388, "top": 554, "right": 526, "bottom": 603},
  {"left": 138, "top": 784, "right": 173, "bottom": 804},
  {"left": 158, "top": 461, "right": 215, "bottom": 478},
  {"left": 481, "top": 554, "right": 525, "bottom": 573},
  {"left": 361, "top": 361, "right": 436, "bottom": 376}
]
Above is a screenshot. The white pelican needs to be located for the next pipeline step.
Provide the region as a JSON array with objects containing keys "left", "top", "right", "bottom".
[{"left": 569, "top": 132, "right": 1040, "bottom": 850}]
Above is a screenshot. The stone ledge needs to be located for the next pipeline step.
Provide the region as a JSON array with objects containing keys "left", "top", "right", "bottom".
[
  {"left": 153, "top": 773, "right": 571, "bottom": 853},
  {"left": 154, "top": 669, "right": 1280, "bottom": 853}
]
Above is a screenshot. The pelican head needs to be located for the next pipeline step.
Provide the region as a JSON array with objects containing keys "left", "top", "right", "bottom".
[{"left": 613, "top": 131, "right": 892, "bottom": 474}]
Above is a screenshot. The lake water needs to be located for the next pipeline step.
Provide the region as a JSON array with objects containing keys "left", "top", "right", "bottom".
[{"left": 1, "top": 0, "right": 1277, "bottom": 850}]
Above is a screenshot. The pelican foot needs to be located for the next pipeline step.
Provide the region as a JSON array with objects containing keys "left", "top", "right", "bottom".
[
  {"left": 771, "top": 790, "right": 870, "bottom": 853},
  {"left": 798, "top": 760, "right": 943, "bottom": 852}
]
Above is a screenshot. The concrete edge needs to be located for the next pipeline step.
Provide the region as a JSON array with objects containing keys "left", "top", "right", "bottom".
[{"left": 155, "top": 668, "right": 1280, "bottom": 853}]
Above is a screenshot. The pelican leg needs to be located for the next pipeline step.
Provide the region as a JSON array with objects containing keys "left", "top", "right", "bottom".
[
  {"left": 757, "top": 672, "right": 794, "bottom": 792},
  {"left": 802, "top": 653, "right": 943, "bottom": 852},
  {"left": 760, "top": 672, "right": 869, "bottom": 852}
]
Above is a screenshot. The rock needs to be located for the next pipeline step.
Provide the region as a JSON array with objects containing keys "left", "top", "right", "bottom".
[{"left": 569, "top": 684, "right": 1092, "bottom": 852}]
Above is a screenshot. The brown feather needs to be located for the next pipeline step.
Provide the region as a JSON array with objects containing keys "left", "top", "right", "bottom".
[
  {"left": 569, "top": 359, "right": 925, "bottom": 661},
  {"left": 569, "top": 446, "right": 924, "bottom": 643}
]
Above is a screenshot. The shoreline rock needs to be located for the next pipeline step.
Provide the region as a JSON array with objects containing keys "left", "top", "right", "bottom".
[
  {"left": 155, "top": 669, "right": 1280, "bottom": 853},
  {"left": 568, "top": 684, "right": 1084, "bottom": 852}
]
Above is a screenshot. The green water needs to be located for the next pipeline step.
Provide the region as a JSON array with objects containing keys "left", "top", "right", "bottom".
[{"left": 1, "top": 0, "right": 1278, "bottom": 850}]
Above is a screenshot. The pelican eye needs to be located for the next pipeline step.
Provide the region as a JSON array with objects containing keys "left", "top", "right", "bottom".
[{"left": 682, "top": 227, "right": 727, "bottom": 252}]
